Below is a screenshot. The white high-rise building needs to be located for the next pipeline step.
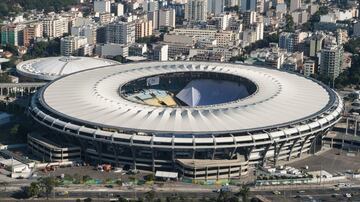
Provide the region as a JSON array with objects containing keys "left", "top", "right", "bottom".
[
  {"left": 71, "top": 24, "right": 97, "bottom": 45},
  {"left": 106, "top": 21, "right": 136, "bottom": 45},
  {"left": 255, "top": 22, "right": 264, "bottom": 41},
  {"left": 303, "top": 60, "right": 315, "bottom": 77},
  {"left": 153, "top": 44, "right": 169, "bottom": 61},
  {"left": 208, "top": 0, "right": 225, "bottom": 15},
  {"left": 115, "top": 3, "right": 124, "bottom": 16},
  {"left": 290, "top": 0, "right": 301, "bottom": 12},
  {"left": 159, "top": 9, "right": 176, "bottom": 28},
  {"left": 135, "top": 19, "right": 153, "bottom": 40},
  {"left": 244, "top": 11, "right": 257, "bottom": 26},
  {"left": 146, "top": 0, "right": 159, "bottom": 12},
  {"left": 185, "top": 0, "right": 208, "bottom": 22},
  {"left": 94, "top": 0, "right": 111, "bottom": 13},
  {"left": 239, "top": 0, "right": 257, "bottom": 12},
  {"left": 224, "top": 0, "right": 238, "bottom": 7},
  {"left": 42, "top": 16, "right": 69, "bottom": 38},
  {"left": 320, "top": 44, "right": 344, "bottom": 80},
  {"left": 148, "top": 11, "right": 159, "bottom": 30},
  {"left": 60, "top": 36, "right": 88, "bottom": 56}
]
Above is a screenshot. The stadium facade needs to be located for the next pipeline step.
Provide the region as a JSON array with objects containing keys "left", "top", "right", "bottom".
[{"left": 29, "top": 61, "right": 343, "bottom": 180}]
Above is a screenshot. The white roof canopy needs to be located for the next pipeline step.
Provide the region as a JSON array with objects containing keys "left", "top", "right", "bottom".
[{"left": 40, "top": 61, "right": 334, "bottom": 134}]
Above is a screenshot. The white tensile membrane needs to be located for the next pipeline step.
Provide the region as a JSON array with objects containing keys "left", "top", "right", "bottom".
[{"left": 176, "top": 79, "right": 249, "bottom": 107}]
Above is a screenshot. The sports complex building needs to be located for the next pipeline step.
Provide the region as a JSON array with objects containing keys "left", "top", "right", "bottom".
[
  {"left": 28, "top": 61, "right": 343, "bottom": 180},
  {"left": 16, "top": 56, "right": 119, "bottom": 81}
]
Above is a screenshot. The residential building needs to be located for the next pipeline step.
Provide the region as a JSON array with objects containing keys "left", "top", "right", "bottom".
[
  {"left": 112, "top": 3, "right": 124, "bottom": 16},
  {"left": 158, "top": 9, "right": 176, "bottom": 28},
  {"left": 99, "top": 12, "right": 113, "bottom": 24},
  {"left": 244, "top": 11, "right": 257, "bottom": 26},
  {"left": 279, "top": 32, "right": 298, "bottom": 53},
  {"left": 309, "top": 32, "right": 325, "bottom": 57},
  {"left": 129, "top": 43, "right": 148, "bottom": 56},
  {"left": 106, "top": 21, "right": 135, "bottom": 45},
  {"left": 290, "top": 0, "right": 301, "bottom": 12},
  {"left": 239, "top": 0, "right": 257, "bottom": 12},
  {"left": 291, "top": 10, "right": 308, "bottom": 25},
  {"left": 172, "top": 28, "right": 239, "bottom": 47},
  {"left": 1, "top": 24, "right": 25, "bottom": 46},
  {"left": 153, "top": 44, "right": 169, "bottom": 61},
  {"left": 100, "top": 43, "right": 129, "bottom": 57},
  {"left": 354, "top": 22, "right": 360, "bottom": 37},
  {"left": 94, "top": 0, "right": 111, "bottom": 13},
  {"left": 71, "top": 24, "right": 97, "bottom": 45},
  {"left": 42, "top": 16, "right": 69, "bottom": 38},
  {"left": 23, "top": 23, "right": 43, "bottom": 47},
  {"left": 185, "top": 0, "right": 208, "bottom": 22},
  {"left": 135, "top": 19, "right": 153, "bottom": 40},
  {"left": 60, "top": 36, "right": 88, "bottom": 56},
  {"left": 303, "top": 60, "right": 315, "bottom": 77},
  {"left": 146, "top": 0, "right": 159, "bottom": 12},
  {"left": 208, "top": 0, "right": 225, "bottom": 15},
  {"left": 320, "top": 44, "right": 344, "bottom": 80}
]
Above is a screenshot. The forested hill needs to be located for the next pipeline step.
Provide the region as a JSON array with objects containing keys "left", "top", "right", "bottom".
[{"left": 0, "top": 0, "right": 78, "bottom": 17}]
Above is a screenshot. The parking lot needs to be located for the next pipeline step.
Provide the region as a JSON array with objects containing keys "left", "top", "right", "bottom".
[{"left": 288, "top": 149, "right": 360, "bottom": 173}]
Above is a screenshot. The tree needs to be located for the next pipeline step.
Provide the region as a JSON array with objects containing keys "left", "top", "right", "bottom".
[
  {"left": 145, "top": 190, "right": 156, "bottom": 202},
  {"left": 4, "top": 44, "right": 18, "bottom": 55},
  {"left": 145, "top": 174, "right": 154, "bottom": 181},
  {"left": 118, "top": 196, "right": 128, "bottom": 202},
  {"left": 216, "top": 190, "right": 231, "bottom": 202},
  {"left": 25, "top": 38, "right": 61, "bottom": 58},
  {"left": 0, "top": 181, "right": 9, "bottom": 191},
  {"left": 238, "top": 185, "right": 250, "bottom": 202},
  {"left": 38, "top": 177, "right": 58, "bottom": 199},
  {"left": 2, "top": 0, "right": 77, "bottom": 13},
  {"left": 0, "top": 74, "right": 11, "bottom": 83},
  {"left": 0, "top": 2, "right": 9, "bottom": 18},
  {"left": 112, "top": 55, "right": 128, "bottom": 63},
  {"left": 84, "top": 198, "right": 92, "bottom": 202},
  {"left": 136, "top": 35, "right": 161, "bottom": 45},
  {"left": 244, "top": 33, "right": 279, "bottom": 54},
  {"left": 284, "top": 14, "right": 294, "bottom": 32},
  {"left": 10, "top": 124, "right": 19, "bottom": 136},
  {"left": 82, "top": 175, "right": 91, "bottom": 182},
  {"left": 1, "top": 58, "right": 16, "bottom": 70},
  {"left": 26, "top": 182, "right": 41, "bottom": 198}
]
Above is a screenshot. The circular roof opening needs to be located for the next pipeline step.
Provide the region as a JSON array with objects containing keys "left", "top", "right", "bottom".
[{"left": 120, "top": 71, "right": 257, "bottom": 107}]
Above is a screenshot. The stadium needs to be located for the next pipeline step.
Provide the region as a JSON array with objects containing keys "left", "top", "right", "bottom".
[
  {"left": 16, "top": 56, "right": 119, "bottom": 81},
  {"left": 29, "top": 61, "right": 343, "bottom": 180}
]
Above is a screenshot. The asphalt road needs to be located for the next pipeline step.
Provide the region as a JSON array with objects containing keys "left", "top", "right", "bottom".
[
  {"left": 253, "top": 187, "right": 360, "bottom": 202},
  {"left": 1, "top": 184, "right": 360, "bottom": 201}
]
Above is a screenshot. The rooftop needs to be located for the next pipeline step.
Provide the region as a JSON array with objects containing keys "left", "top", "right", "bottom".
[{"left": 16, "top": 56, "right": 120, "bottom": 81}]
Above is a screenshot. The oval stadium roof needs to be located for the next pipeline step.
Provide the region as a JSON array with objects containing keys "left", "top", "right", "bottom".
[
  {"left": 39, "top": 61, "right": 337, "bottom": 134},
  {"left": 16, "top": 56, "right": 120, "bottom": 81}
]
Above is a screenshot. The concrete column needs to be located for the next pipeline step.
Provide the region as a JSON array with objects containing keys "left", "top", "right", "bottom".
[
  {"left": 298, "top": 135, "right": 311, "bottom": 157},
  {"left": 288, "top": 138, "right": 299, "bottom": 161},
  {"left": 96, "top": 142, "right": 103, "bottom": 164},
  {"left": 114, "top": 145, "right": 120, "bottom": 167},
  {"left": 355, "top": 120, "right": 358, "bottom": 137},
  {"left": 151, "top": 149, "right": 155, "bottom": 172},
  {"left": 205, "top": 166, "right": 208, "bottom": 181},
  {"left": 346, "top": 118, "right": 349, "bottom": 135}
]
